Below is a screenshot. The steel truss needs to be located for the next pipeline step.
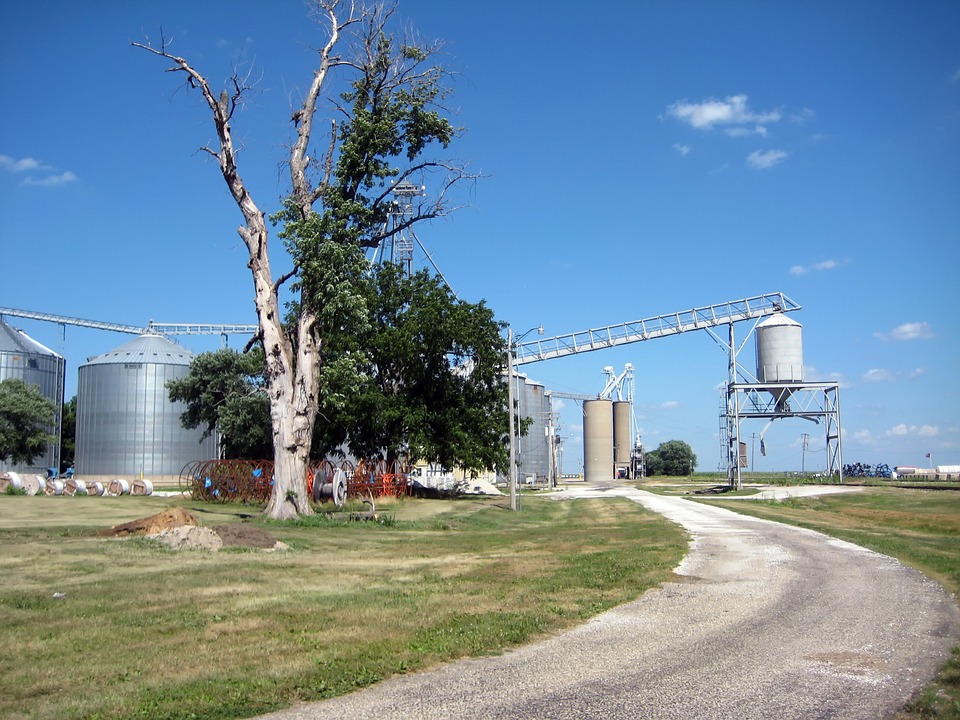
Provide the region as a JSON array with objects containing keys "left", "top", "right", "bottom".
[{"left": 725, "top": 381, "right": 842, "bottom": 488}]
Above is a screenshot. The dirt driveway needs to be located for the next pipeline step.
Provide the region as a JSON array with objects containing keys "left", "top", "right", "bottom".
[{"left": 258, "top": 486, "right": 959, "bottom": 720}]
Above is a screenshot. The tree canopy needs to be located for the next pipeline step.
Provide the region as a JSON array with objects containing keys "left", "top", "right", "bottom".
[
  {"left": 0, "top": 378, "right": 57, "bottom": 466},
  {"left": 337, "top": 263, "right": 508, "bottom": 472},
  {"left": 167, "top": 348, "right": 273, "bottom": 460},
  {"left": 171, "top": 262, "right": 509, "bottom": 474},
  {"left": 136, "top": 1, "right": 477, "bottom": 518},
  {"left": 644, "top": 440, "right": 697, "bottom": 477}
]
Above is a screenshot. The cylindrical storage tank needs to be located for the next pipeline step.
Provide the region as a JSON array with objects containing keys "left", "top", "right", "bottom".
[
  {"left": 75, "top": 334, "right": 218, "bottom": 482},
  {"left": 519, "top": 377, "right": 548, "bottom": 484},
  {"left": 583, "top": 399, "right": 613, "bottom": 482},
  {"left": 613, "top": 401, "right": 631, "bottom": 469},
  {"left": 755, "top": 314, "right": 804, "bottom": 383},
  {"left": 756, "top": 314, "right": 803, "bottom": 410},
  {"left": 0, "top": 320, "right": 65, "bottom": 476}
]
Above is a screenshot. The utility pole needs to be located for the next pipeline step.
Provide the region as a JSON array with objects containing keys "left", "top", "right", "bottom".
[
  {"left": 751, "top": 432, "right": 756, "bottom": 476},
  {"left": 801, "top": 433, "right": 810, "bottom": 474}
]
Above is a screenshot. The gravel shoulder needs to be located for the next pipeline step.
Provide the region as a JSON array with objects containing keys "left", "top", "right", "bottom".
[{"left": 257, "top": 486, "right": 959, "bottom": 720}]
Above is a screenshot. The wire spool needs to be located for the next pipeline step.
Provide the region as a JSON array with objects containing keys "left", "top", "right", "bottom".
[
  {"left": 107, "top": 479, "right": 130, "bottom": 496},
  {"left": 0, "top": 472, "right": 21, "bottom": 493},
  {"left": 44, "top": 478, "right": 65, "bottom": 496},
  {"left": 64, "top": 478, "right": 88, "bottom": 496},
  {"left": 313, "top": 467, "right": 348, "bottom": 507},
  {"left": 131, "top": 479, "right": 154, "bottom": 496},
  {"left": 22, "top": 474, "right": 43, "bottom": 495}
]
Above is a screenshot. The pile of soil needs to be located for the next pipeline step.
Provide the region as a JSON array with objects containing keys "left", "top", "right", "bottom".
[
  {"left": 101, "top": 508, "right": 285, "bottom": 551},
  {"left": 101, "top": 507, "right": 198, "bottom": 536}
]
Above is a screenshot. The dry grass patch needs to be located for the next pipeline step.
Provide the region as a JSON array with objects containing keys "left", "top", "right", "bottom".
[{"left": 0, "top": 493, "right": 685, "bottom": 720}]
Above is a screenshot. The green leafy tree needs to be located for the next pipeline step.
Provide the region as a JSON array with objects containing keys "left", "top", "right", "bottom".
[
  {"left": 60, "top": 396, "right": 76, "bottom": 471},
  {"left": 646, "top": 440, "right": 697, "bottom": 476},
  {"left": 0, "top": 378, "right": 56, "bottom": 466},
  {"left": 167, "top": 348, "right": 273, "bottom": 459},
  {"left": 136, "top": 1, "right": 475, "bottom": 518},
  {"left": 336, "top": 263, "right": 508, "bottom": 473},
  {"left": 644, "top": 449, "right": 663, "bottom": 477},
  {"left": 172, "top": 264, "right": 510, "bottom": 475}
]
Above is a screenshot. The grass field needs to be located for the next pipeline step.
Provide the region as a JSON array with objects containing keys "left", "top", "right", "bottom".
[{"left": 0, "top": 492, "right": 686, "bottom": 720}]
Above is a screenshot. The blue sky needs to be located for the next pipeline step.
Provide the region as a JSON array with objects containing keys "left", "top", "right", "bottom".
[{"left": 2, "top": 1, "right": 958, "bottom": 474}]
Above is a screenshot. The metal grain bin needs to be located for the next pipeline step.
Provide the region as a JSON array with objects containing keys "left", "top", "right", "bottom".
[
  {"left": 518, "top": 376, "right": 549, "bottom": 484},
  {"left": 75, "top": 334, "right": 217, "bottom": 481},
  {"left": 755, "top": 313, "right": 804, "bottom": 411},
  {"left": 613, "top": 400, "right": 632, "bottom": 469},
  {"left": 0, "top": 320, "right": 65, "bottom": 474}
]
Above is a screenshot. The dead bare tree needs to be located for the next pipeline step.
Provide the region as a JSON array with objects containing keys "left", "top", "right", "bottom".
[{"left": 134, "top": 0, "right": 476, "bottom": 519}]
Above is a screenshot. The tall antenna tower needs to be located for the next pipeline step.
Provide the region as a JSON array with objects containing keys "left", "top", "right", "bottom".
[{"left": 388, "top": 180, "right": 423, "bottom": 274}]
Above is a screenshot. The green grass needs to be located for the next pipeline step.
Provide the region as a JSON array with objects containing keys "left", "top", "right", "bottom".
[
  {"left": 0, "top": 493, "right": 686, "bottom": 720},
  {"left": 704, "top": 487, "right": 960, "bottom": 720}
]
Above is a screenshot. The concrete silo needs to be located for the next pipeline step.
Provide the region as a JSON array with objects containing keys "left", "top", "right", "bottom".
[
  {"left": 75, "top": 334, "right": 217, "bottom": 481},
  {"left": 583, "top": 398, "right": 613, "bottom": 482},
  {"left": 0, "top": 320, "right": 65, "bottom": 475},
  {"left": 755, "top": 313, "right": 804, "bottom": 411}
]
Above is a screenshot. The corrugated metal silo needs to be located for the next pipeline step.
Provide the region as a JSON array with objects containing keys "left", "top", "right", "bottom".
[
  {"left": 583, "top": 398, "right": 613, "bottom": 482},
  {"left": 0, "top": 320, "right": 65, "bottom": 474},
  {"left": 516, "top": 375, "right": 550, "bottom": 484},
  {"left": 75, "top": 334, "right": 217, "bottom": 481},
  {"left": 755, "top": 313, "right": 804, "bottom": 410},
  {"left": 613, "top": 400, "right": 631, "bottom": 470}
]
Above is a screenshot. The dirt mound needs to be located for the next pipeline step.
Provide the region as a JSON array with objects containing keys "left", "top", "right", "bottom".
[
  {"left": 213, "top": 523, "right": 280, "bottom": 549},
  {"left": 101, "top": 509, "right": 284, "bottom": 551},
  {"left": 149, "top": 525, "right": 223, "bottom": 551},
  {"left": 101, "top": 507, "right": 199, "bottom": 537}
]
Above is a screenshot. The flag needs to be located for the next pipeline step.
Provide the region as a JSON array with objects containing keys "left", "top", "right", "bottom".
[{"left": 925, "top": 453, "right": 931, "bottom": 458}]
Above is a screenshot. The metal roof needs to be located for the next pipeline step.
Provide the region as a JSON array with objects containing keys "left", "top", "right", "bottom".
[
  {"left": 0, "top": 319, "right": 62, "bottom": 358},
  {"left": 82, "top": 334, "right": 194, "bottom": 367}
]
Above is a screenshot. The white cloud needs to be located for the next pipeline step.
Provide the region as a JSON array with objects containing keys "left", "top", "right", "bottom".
[
  {"left": 1, "top": 154, "right": 76, "bottom": 186},
  {"left": 22, "top": 170, "right": 77, "bottom": 187},
  {"left": 874, "top": 321, "right": 935, "bottom": 342},
  {"left": 908, "top": 368, "right": 927, "bottom": 378},
  {"left": 661, "top": 401, "right": 679, "bottom": 409},
  {"left": 852, "top": 429, "right": 875, "bottom": 444},
  {"left": 952, "top": 67, "right": 960, "bottom": 82},
  {"left": 0, "top": 155, "right": 51, "bottom": 173},
  {"left": 790, "top": 258, "right": 843, "bottom": 276},
  {"left": 790, "top": 108, "right": 816, "bottom": 123},
  {"left": 725, "top": 125, "right": 768, "bottom": 138},
  {"left": 864, "top": 368, "right": 893, "bottom": 383},
  {"left": 673, "top": 143, "right": 691, "bottom": 156},
  {"left": 667, "top": 94, "right": 781, "bottom": 132},
  {"left": 747, "top": 149, "right": 788, "bottom": 169},
  {"left": 886, "top": 424, "right": 940, "bottom": 438}
]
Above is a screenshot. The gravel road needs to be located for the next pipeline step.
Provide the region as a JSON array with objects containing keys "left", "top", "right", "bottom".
[{"left": 258, "top": 486, "right": 959, "bottom": 720}]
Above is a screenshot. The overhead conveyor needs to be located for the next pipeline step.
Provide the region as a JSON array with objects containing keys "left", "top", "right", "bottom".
[{"left": 512, "top": 292, "right": 799, "bottom": 365}]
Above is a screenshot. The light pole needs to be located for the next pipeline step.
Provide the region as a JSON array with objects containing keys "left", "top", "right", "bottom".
[{"left": 507, "top": 324, "right": 543, "bottom": 511}]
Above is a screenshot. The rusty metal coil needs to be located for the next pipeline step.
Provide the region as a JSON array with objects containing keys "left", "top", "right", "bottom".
[{"left": 178, "top": 457, "right": 410, "bottom": 504}]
